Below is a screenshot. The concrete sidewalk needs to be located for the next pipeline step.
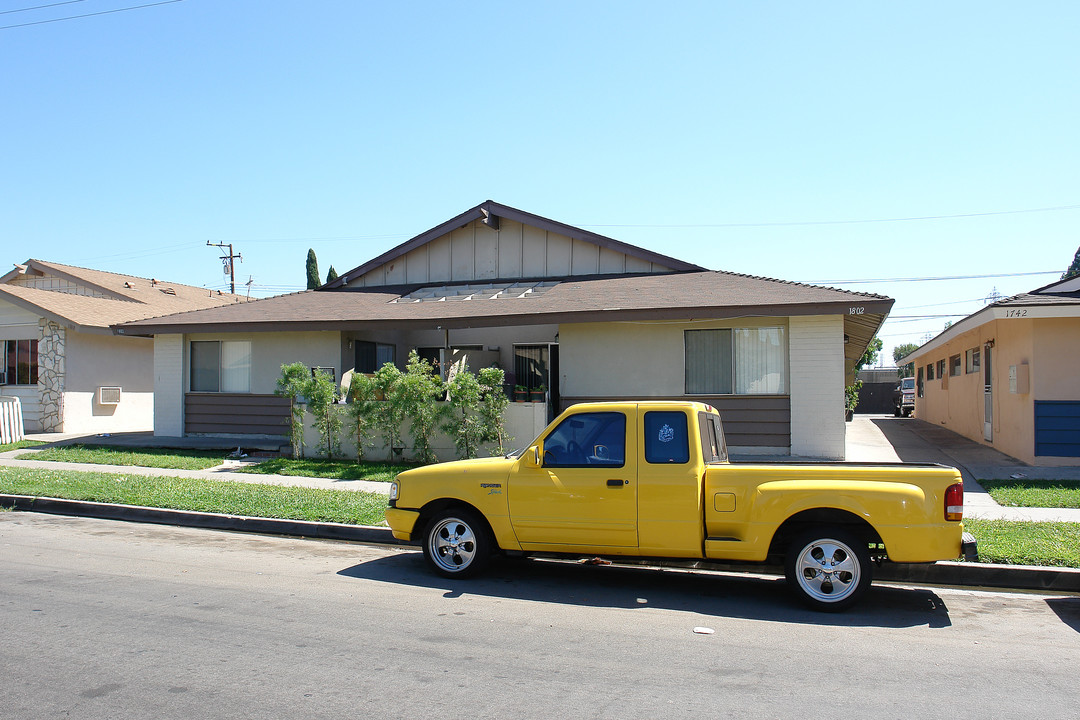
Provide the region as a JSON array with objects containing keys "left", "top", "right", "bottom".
[
  {"left": 0, "top": 450, "right": 391, "bottom": 496},
  {"left": 842, "top": 415, "right": 1080, "bottom": 523}
]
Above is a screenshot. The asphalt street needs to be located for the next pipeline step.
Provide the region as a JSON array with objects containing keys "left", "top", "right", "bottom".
[{"left": 3, "top": 513, "right": 1079, "bottom": 719}]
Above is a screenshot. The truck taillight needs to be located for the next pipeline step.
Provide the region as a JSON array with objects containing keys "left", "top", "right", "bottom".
[{"left": 945, "top": 482, "right": 964, "bottom": 521}]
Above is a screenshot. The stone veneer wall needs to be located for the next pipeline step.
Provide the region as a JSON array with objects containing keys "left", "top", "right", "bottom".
[{"left": 38, "top": 319, "right": 65, "bottom": 432}]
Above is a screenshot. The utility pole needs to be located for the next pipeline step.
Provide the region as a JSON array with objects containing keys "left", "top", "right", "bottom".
[{"left": 207, "top": 241, "right": 242, "bottom": 294}]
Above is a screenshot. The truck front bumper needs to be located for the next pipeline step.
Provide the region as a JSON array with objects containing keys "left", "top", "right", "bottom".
[{"left": 385, "top": 507, "right": 421, "bottom": 542}]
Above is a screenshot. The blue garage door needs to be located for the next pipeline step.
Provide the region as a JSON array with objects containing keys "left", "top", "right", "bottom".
[{"left": 1034, "top": 401, "right": 1080, "bottom": 458}]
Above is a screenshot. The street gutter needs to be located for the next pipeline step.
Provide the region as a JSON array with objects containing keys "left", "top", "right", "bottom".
[{"left": 3, "top": 493, "right": 1079, "bottom": 594}]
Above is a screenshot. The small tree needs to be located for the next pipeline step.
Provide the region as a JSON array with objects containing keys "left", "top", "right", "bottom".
[
  {"left": 893, "top": 342, "right": 919, "bottom": 378},
  {"left": 445, "top": 366, "right": 485, "bottom": 459},
  {"left": 845, "top": 336, "right": 882, "bottom": 415},
  {"left": 400, "top": 351, "right": 447, "bottom": 465},
  {"left": 371, "top": 362, "right": 408, "bottom": 461},
  {"left": 326, "top": 265, "right": 339, "bottom": 283},
  {"left": 276, "top": 362, "right": 310, "bottom": 458},
  {"left": 346, "top": 372, "right": 378, "bottom": 461},
  {"left": 306, "top": 368, "right": 341, "bottom": 459},
  {"left": 306, "top": 249, "right": 321, "bottom": 290},
  {"left": 477, "top": 366, "right": 512, "bottom": 455},
  {"left": 1063, "top": 245, "right": 1080, "bottom": 280}
]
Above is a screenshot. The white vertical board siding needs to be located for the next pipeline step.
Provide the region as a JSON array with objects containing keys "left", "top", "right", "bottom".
[
  {"left": 428, "top": 235, "right": 452, "bottom": 282},
  {"left": 474, "top": 226, "right": 499, "bottom": 280},
  {"left": 520, "top": 224, "right": 547, "bottom": 275},
  {"left": 497, "top": 221, "right": 523, "bottom": 278},
  {"left": 571, "top": 238, "right": 600, "bottom": 275},
  {"left": 344, "top": 217, "right": 682, "bottom": 288},
  {"left": 154, "top": 334, "right": 184, "bottom": 436},
  {"left": 788, "top": 315, "right": 846, "bottom": 459},
  {"left": 450, "top": 226, "right": 475, "bottom": 281}
]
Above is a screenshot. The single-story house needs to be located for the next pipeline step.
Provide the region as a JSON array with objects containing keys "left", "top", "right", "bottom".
[
  {"left": 0, "top": 259, "right": 247, "bottom": 433},
  {"left": 117, "top": 200, "right": 893, "bottom": 460},
  {"left": 905, "top": 275, "right": 1080, "bottom": 465}
]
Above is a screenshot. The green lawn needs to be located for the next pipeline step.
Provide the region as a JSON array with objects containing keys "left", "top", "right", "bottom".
[
  {"left": 0, "top": 468, "right": 388, "bottom": 526},
  {"left": 963, "top": 517, "right": 1080, "bottom": 568},
  {"left": 979, "top": 479, "right": 1080, "bottom": 509},
  {"left": 16, "top": 444, "right": 227, "bottom": 471},
  {"left": 0, "top": 440, "right": 46, "bottom": 453},
  {"left": 236, "top": 457, "right": 417, "bottom": 482}
]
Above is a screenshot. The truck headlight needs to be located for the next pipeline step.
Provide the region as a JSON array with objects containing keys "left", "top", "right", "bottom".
[{"left": 389, "top": 481, "right": 399, "bottom": 502}]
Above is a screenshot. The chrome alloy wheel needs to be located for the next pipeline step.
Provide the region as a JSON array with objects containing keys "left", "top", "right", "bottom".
[
  {"left": 428, "top": 516, "right": 478, "bottom": 573},
  {"left": 793, "top": 537, "right": 861, "bottom": 603}
]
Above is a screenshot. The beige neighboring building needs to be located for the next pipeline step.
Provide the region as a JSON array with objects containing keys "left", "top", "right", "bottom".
[
  {"left": 0, "top": 259, "right": 247, "bottom": 433},
  {"left": 119, "top": 200, "right": 893, "bottom": 460},
  {"left": 906, "top": 275, "right": 1080, "bottom": 466}
]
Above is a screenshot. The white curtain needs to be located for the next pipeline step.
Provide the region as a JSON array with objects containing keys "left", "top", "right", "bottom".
[
  {"left": 220, "top": 341, "right": 251, "bottom": 393},
  {"left": 733, "top": 328, "right": 786, "bottom": 394}
]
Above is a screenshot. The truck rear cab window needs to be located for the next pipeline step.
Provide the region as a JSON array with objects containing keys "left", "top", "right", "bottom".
[
  {"left": 542, "top": 412, "right": 625, "bottom": 467},
  {"left": 644, "top": 411, "right": 690, "bottom": 464},
  {"left": 698, "top": 411, "right": 727, "bottom": 462}
]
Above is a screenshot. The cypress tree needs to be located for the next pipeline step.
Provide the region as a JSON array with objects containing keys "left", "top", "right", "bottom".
[{"left": 306, "top": 249, "right": 320, "bottom": 290}]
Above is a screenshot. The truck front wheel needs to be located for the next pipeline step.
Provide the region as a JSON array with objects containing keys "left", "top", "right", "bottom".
[
  {"left": 784, "top": 528, "right": 872, "bottom": 611},
  {"left": 422, "top": 509, "right": 492, "bottom": 579}
]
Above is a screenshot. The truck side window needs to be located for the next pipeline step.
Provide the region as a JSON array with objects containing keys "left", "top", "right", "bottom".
[
  {"left": 542, "top": 412, "right": 625, "bottom": 468},
  {"left": 644, "top": 411, "right": 690, "bottom": 464}
]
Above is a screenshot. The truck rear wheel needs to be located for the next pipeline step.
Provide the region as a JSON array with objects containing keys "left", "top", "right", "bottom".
[
  {"left": 422, "top": 509, "right": 492, "bottom": 579},
  {"left": 784, "top": 528, "right": 872, "bottom": 611}
]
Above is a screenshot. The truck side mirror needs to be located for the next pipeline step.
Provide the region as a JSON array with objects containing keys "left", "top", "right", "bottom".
[{"left": 524, "top": 446, "right": 540, "bottom": 467}]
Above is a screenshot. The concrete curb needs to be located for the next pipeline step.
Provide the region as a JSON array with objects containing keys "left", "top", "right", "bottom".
[
  {"left": 0, "top": 494, "right": 396, "bottom": 545},
  {"left": 3, "top": 494, "right": 1078, "bottom": 594}
]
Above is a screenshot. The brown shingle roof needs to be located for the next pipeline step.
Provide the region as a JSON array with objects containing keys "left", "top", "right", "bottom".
[
  {"left": 117, "top": 270, "right": 893, "bottom": 334},
  {"left": 0, "top": 259, "right": 249, "bottom": 332}
]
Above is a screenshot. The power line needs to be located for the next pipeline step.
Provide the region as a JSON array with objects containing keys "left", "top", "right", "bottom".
[
  {"left": 577, "top": 203, "right": 1080, "bottom": 230},
  {"left": 0, "top": 1, "right": 84, "bottom": 16},
  {"left": 808, "top": 270, "right": 1056, "bottom": 285},
  {"left": 0, "top": 0, "right": 182, "bottom": 30}
]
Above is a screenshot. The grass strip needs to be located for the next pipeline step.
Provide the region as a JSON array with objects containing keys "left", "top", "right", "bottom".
[
  {"left": 964, "top": 518, "right": 1080, "bottom": 568},
  {"left": 0, "top": 468, "right": 388, "bottom": 526},
  {"left": 978, "top": 479, "right": 1080, "bottom": 509},
  {"left": 17, "top": 444, "right": 227, "bottom": 471},
  {"left": 0, "top": 440, "right": 46, "bottom": 453},
  {"left": 235, "top": 457, "right": 416, "bottom": 482}
]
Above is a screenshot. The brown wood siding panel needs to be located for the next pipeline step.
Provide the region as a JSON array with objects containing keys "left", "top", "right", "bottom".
[
  {"left": 561, "top": 395, "right": 791, "bottom": 449},
  {"left": 184, "top": 393, "right": 291, "bottom": 436}
]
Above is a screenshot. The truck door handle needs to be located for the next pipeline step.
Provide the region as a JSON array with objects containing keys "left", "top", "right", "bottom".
[{"left": 607, "top": 479, "right": 625, "bottom": 487}]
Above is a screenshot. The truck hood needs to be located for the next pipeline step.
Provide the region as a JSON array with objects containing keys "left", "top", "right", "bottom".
[{"left": 395, "top": 455, "right": 517, "bottom": 482}]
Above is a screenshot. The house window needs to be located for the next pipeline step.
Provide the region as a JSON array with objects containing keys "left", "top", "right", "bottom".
[
  {"left": 936, "top": 359, "right": 946, "bottom": 379},
  {"left": 190, "top": 341, "right": 251, "bottom": 392},
  {"left": 355, "top": 341, "right": 395, "bottom": 373},
  {"left": 965, "top": 348, "right": 981, "bottom": 374},
  {"left": 685, "top": 328, "right": 786, "bottom": 395},
  {"left": 926, "top": 363, "right": 934, "bottom": 381},
  {"left": 949, "top": 355, "right": 961, "bottom": 377},
  {"left": 917, "top": 367, "right": 924, "bottom": 397},
  {"left": 514, "top": 344, "right": 549, "bottom": 391},
  {"left": 2, "top": 339, "right": 38, "bottom": 385}
]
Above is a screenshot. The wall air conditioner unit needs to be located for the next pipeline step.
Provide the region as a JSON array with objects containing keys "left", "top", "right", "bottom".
[{"left": 99, "top": 386, "right": 122, "bottom": 405}]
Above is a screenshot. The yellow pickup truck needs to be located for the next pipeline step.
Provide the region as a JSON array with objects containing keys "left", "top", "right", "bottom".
[{"left": 386, "top": 401, "right": 972, "bottom": 610}]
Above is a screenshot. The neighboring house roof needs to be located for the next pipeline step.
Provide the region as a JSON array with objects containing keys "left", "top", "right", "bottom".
[
  {"left": 0, "top": 259, "right": 249, "bottom": 334},
  {"left": 906, "top": 275, "right": 1080, "bottom": 361}
]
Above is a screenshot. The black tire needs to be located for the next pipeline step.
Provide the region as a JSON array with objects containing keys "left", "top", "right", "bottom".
[
  {"left": 784, "top": 527, "right": 872, "bottom": 612},
  {"left": 421, "top": 509, "right": 492, "bottom": 579}
]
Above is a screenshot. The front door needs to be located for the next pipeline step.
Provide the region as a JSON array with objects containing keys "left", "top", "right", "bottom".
[
  {"left": 984, "top": 344, "right": 993, "bottom": 442},
  {"left": 507, "top": 409, "right": 638, "bottom": 548}
]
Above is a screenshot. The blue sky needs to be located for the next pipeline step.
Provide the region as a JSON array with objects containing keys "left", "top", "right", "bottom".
[{"left": 3, "top": 1, "right": 1077, "bottom": 364}]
